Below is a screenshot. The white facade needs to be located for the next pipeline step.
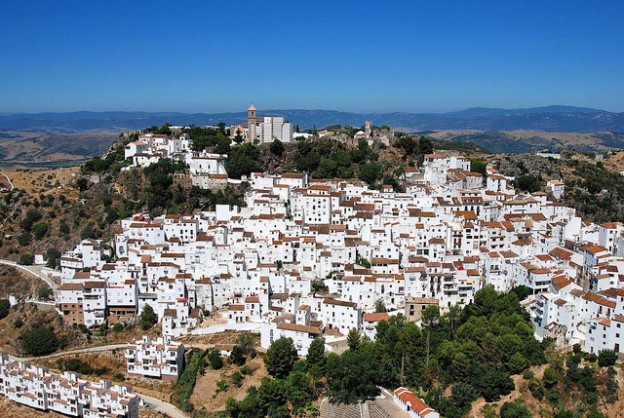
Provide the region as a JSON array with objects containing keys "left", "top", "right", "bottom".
[
  {"left": 0, "top": 353, "right": 139, "bottom": 418},
  {"left": 126, "top": 336, "right": 184, "bottom": 381}
]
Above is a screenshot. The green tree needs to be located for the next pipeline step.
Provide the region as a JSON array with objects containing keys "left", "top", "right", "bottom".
[
  {"left": 230, "top": 345, "right": 247, "bottom": 366},
  {"left": 359, "top": 162, "right": 383, "bottom": 185},
  {"left": 32, "top": 222, "right": 49, "bottom": 239},
  {"left": 374, "top": 298, "right": 387, "bottom": 313},
  {"left": 19, "top": 253, "right": 34, "bottom": 265},
  {"left": 80, "top": 222, "right": 99, "bottom": 240},
  {"left": 233, "top": 129, "right": 244, "bottom": 144},
  {"left": 507, "top": 352, "right": 529, "bottom": 374},
  {"left": 269, "top": 139, "right": 285, "bottom": 156},
  {"left": 347, "top": 329, "right": 361, "bottom": 351},
  {"left": 542, "top": 367, "right": 560, "bottom": 388},
  {"left": 232, "top": 371, "right": 244, "bottom": 387},
  {"left": 306, "top": 338, "right": 326, "bottom": 379},
  {"left": 208, "top": 349, "right": 223, "bottom": 369},
  {"left": 326, "top": 344, "right": 380, "bottom": 403},
  {"left": 422, "top": 304, "right": 440, "bottom": 366},
  {"left": 258, "top": 377, "right": 289, "bottom": 415},
  {"left": 470, "top": 158, "right": 488, "bottom": 175},
  {"left": 286, "top": 371, "right": 313, "bottom": 411},
  {"left": 449, "top": 383, "right": 480, "bottom": 415},
  {"left": 514, "top": 174, "right": 543, "bottom": 193},
  {"left": 20, "top": 208, "right": 42, "bottom": 231},
  {"left": 236, "top": 332, "right": 256, "bottom": 358},
  {"left": 139, "top": 304, "right": 158, "bottom": 330},
  {"left": 0, "top": 299, "right": 9, "bottom": 319},
  {"left": 46, "top": 247, "right": 62, "bottom": 269},
  {"left": 499, "top": 398, "right": 532, "bottom": 418},
  {"left": 598, "top": 349, "right": 617, "bottom": 367},
  {"left": 59, "top": 219, "right": 70, "bottom": 234},
  {"left": 37, "top": 287, "right": 53, "bottom": 300},
  {"left": 226, "top": 143, "right": 262, "bottom": 179},
  {"left": 20, "top": 327, "right": 58, "bottom": 356},
  {"left": 474, "top": 366, "right": 515, "bottom": 401},
  {"left": 76, "top": 177, "right": 89, "bottom": 191},
  {"left": 264, "top": 337, "right": 298, "bottom": 379}
]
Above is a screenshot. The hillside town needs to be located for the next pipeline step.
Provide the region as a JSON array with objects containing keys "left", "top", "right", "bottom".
[
  {"left": 55, "top": 122, "right": 624, "bottom": 358},
  {"left": 3, "top": 118, "right": 624, "bottom": 417}
]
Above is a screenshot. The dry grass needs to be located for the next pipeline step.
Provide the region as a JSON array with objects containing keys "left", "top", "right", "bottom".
[
  {"left": 191, "top": 355, "right": 268, "bottom": 412},
  {"left": 177, "top": 329, "right": 254, "bottom": 349},
  {"left": 469, "top": 363, "right": 624, "bottom": 417},
  {"left": 0, "top": 303, "right": 63, "bottom": 354},
  {"left": 0, "top": 265, "right": 49, "bottom": 299},
  {"left": 2, "top": 167, "right": 80, "bottom": 198}
]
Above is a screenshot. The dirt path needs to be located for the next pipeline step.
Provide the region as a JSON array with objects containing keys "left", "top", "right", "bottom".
[{"left": 0, "top": 172, "right": 13, "bottom": 190}]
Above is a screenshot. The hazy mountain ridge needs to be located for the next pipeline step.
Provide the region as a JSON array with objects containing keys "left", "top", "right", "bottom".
[{"left": 1, "top": 106, "right": 623, "bottom": 133}]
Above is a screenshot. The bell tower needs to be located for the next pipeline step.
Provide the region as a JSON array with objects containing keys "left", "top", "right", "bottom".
[{"left": 247, "top": 104, "right": 256, "bottom": 142}]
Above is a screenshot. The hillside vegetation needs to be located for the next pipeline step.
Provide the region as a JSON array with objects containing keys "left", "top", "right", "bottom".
[
  {"left": 224, "top": 286, "right": 618, "bottom": 418},
  {"left": 430, "top": 130, "right": 624, "bottom": 154},
  {"left": 498, "top": 149, "right": 624, "bottom": 223}
]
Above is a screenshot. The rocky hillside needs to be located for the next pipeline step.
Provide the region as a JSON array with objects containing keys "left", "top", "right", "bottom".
[
  {"left": 429, "top": 130, "right": 624, "bottom": 154},
  {"left": 497, "top": 149, "right": 624, "bottom": 223}
]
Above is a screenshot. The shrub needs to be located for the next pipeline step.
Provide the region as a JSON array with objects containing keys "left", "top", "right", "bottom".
[
  {"left": 543, "top": 367, "right": 560, "bottom": 388},
  {"left": 230, "top": 345, "right": 246, "bottom": 366},
  {"left": 208, "top": 349, "right": 223, "bottom": 370},
  {"left": 0, "top": 299, "right": 10, "bottom": 319},
  {"left": 20, "top": 327, "right": 59, "bottom": 356},
  {"left": 240, "top": 364, "right": 256, "bottom": 376},
  {"left": 19, "top": 253, "right": 34, "bottom": 265},
  {"left": 32, "top": 222, "right": 49, "bottom": 239},
  {"left": 112, "top": 323, "right": 124, "bottom": 333},
  {"left": 522, "top": 369, "right": 535, "bottom": 380},
  {"left": 232, "top": 371, "right": 244, "bottom": 387},
  {"left": 38, "top": 287, "right": 53, "bottom": 300},
  {"left": 500, "top": 399, "right": 532, "bottom": 418},
  {"left": 216, "top": 380, "right": 229, "bottom": 393},
  {"left": 17, "top": 233, "right": 32, "bottom": 247},
  {"left": 598, "top": 349, "right": 618, "bottom": 367}
]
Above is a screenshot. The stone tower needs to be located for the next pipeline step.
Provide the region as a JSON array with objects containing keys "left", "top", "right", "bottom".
[
  {"left": 364, "top": 120, "right": 373, "bottom": 139},
  {"left": 247, "top": 104, "right": 257, "bottom": 142}
]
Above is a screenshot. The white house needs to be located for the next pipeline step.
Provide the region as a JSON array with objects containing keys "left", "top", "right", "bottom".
[
  {"left": 126, "top": 336, "right": 184, "bottom": 381},
  {"left": 394, "top": 387, "right": 439, "bottom": 418}
]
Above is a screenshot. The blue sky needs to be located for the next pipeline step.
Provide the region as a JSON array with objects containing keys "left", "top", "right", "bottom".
[{"left": 1, "top": 1, "right": 623, "bottom": 113}]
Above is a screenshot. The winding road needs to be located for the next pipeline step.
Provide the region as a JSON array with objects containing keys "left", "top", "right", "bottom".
[{"left": 0, "top": 259, "right": 58, "bottom": 291}]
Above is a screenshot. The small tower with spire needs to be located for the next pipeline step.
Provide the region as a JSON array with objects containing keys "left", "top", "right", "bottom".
[{"left": 247, "top": 104, "right": 257, "bottom": 142}]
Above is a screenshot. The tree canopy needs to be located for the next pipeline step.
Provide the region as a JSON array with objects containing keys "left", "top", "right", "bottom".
[
  {"left": 264, "top": 337, "right": 298, "bottom": 379},
  {"left": 139, "top": 304, "right": 158, "bottom": 330}
]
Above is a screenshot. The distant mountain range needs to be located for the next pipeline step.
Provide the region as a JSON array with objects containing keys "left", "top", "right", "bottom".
[{"left": 1, "top": 105, "right": 623, "bottom": 133}]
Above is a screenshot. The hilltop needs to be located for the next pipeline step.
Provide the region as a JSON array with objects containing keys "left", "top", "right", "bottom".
[{"left": 1, "top": 107, "right": 623, "bottom": 166}]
